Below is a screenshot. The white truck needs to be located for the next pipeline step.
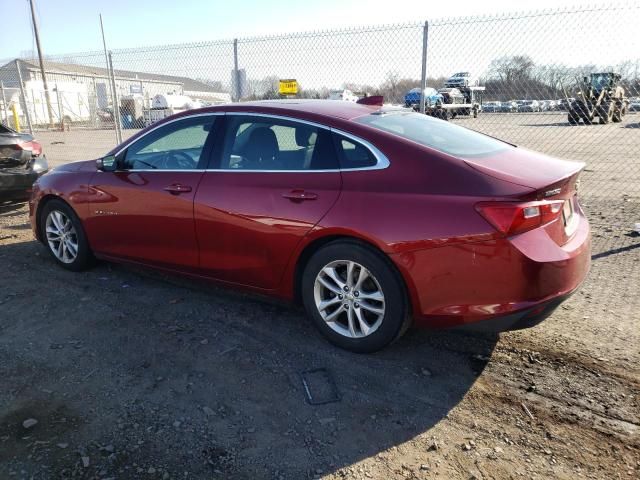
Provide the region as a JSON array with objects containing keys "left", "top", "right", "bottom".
[{"left": 23, "top": 80, "right": 91, "bottom": 125}]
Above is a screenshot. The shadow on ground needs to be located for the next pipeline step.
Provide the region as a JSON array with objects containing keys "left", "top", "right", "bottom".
[{"left": 0, "top": 238, "right": 497, "bottom": 478}]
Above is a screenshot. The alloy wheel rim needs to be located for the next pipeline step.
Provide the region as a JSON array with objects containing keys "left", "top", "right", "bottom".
[
  {"left": 45, "top": 210, "right": 78, "bottom": 264},
  {"left": 313, "top": 260, "right": 385, "bottom": 339}
]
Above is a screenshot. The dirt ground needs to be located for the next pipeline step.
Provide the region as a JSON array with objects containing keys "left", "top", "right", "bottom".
[{"left": 1, "top": 113, "right": 639, "bottom": 479}]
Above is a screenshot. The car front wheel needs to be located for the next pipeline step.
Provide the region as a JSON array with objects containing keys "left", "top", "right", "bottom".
[
  {"left": 40, "top": 199, "right": 94, "bottom": 271},
  {"left": 301, "top": 241, "right": 410, "bottom": 353}
]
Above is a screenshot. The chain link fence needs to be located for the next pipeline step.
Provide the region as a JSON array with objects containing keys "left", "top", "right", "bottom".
[{"left": 1, "top": 3, "right": 639, "bottom": 222}]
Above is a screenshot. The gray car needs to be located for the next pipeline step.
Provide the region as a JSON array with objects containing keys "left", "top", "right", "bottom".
[{"left": 0, "top": 124, "right": 48, "bottom": 197}]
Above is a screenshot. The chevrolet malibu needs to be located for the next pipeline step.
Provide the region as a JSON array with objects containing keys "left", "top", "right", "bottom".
[{"left": 29, "top": 100, "right": 590, "bottom": 353}]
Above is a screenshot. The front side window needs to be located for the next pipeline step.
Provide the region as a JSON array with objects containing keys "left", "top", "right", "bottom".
[
  {"left": 121, "top": 116, "right": 216, "bottom": 170},
  {"left": 355, "top": 111, "right": 510, "bottom": 158},
  {"left": 219, "top": 115, "right": 338, "bottom": 171}
]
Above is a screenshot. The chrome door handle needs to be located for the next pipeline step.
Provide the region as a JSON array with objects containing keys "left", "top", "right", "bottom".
[
  {"left": 282, "top": 190, "right": 318, "bottom": 201},
  {"left": 163, "top": 184, "right": 192, "bottom": 194}
]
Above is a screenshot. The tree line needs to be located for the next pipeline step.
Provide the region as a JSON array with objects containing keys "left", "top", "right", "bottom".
[{"left": 238, "top": 55, "right": 640, "bottom": 102}]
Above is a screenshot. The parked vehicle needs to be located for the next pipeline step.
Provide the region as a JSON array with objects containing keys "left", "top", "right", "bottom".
[
  {"left": 404, "top": 87, "right": 443, "bottom": 108},
  {"left": 30, "top": 100, "right": 590, "bottom": 352},
  {"left": 144, "top": 94, "right": 202, "bottom": 126},
  {"left": 516, "top": 100, "right": 540, "bottom": 112},
  {"left": 444, "top": 72, "right": 479, "bottom": 88},
  {"left": 557, "top": 98, "right": 574, "bottom": 111},
  {"left": 540, "top": 100, "right": 557, "bottom": 112},
  {"left": 500, "top": 101, "right": 518, "bottom": 113},
  {"left": 328, "top": 89, "right": 359, "bottom": 102},
  {"left": 628, "top": 98, "right": 640, "bottom": 112},
  {"left": 568, "top": 73, "right": 628, "bottom": 125},
  {"left": 482, "top": 101, "right": 502, "bottom": 113},
  {"left": 0, "top": 124, "right": 48, "bottom": 197}
]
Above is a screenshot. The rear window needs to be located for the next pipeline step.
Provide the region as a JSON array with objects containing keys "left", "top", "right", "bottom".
[{"left": 355, "top": 111, "right": 511, "bottom": 158}]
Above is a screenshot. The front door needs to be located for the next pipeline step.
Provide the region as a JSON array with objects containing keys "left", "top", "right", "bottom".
[
  {"left": 194, "top": 114, "right": 342, "bottom": 289},
  {"left": 85, "top": 114, "right": 220, "bottom": 270}
]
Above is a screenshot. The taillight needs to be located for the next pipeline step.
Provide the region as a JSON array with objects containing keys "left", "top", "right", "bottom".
[
  {"left": 17, "top": 140, "right": 42, "bottom": 157},
  {"left": 475, "top": 200, "right": 564, "bottom": 236}
]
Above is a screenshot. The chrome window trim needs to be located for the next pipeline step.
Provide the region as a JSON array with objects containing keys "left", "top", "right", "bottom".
[
  {"left": 105, "top": 110, "right": 391, "bottom": 174},
  {"left": 220, "top": 111, "right": 390, "bottom": 172},
  {"left": 330, "top": 127, "right": 390, "bottom": 171},
  {"left": 97, "top": 169, "right": 208, "bottom": 173}
]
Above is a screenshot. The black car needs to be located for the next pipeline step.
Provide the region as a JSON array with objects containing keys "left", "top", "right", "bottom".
[{"left": 0, "top": 124, "right": 48, "bottom": 197}]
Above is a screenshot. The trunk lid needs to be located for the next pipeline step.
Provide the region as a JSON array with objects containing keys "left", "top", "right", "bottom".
[
  {"left": 465, "top": 148, "right": 585, "bottom": 246},
  {"left": 462, "top": 147, "right": 584, "bottom": 191}
]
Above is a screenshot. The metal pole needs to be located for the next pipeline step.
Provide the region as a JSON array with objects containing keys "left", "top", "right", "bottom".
[
  {"left": 233, "top": 38, "right": 240, "bottom": 102},
  {"left": 108, "top": 51, "right": 122, "bottom": 144},
  {"left": 100, "top": 14, "right": 120, "bottom": 144},
  {"left": 29, "top": 0, "right": 54, "bottom": 127},
  {"left": 55, "top": 83, "right": 64, "bottom": 130},
  {"left": 15, "top": 60, "right": 34, "bottom": 134},
  {"left": 419, "top": 21, "right": 429, "bottom": 114},
  {"left": 0, "top": 81, "right": 9, "bottom": 126}
]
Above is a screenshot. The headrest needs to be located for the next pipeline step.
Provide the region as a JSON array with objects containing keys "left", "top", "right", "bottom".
[{"left": 295, "top": 127, "right": 317, "bottom": 147}]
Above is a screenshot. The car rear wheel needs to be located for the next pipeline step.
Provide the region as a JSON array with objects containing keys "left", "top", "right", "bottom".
[
  {"left": 301, "top": 241, "right": 410, "bottom": 353},
  {"left": 40, "top": 199, "right": 94, "bottom": 271}
]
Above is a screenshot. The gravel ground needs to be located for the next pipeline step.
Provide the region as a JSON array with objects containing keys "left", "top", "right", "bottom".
[{"left": 1, "top": 112, "right": 639, "bottom": 479}]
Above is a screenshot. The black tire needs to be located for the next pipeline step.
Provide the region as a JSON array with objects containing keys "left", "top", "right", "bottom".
[
  {"left": 612, "top": 105, "right": 623, "bottom": 123},
  {"left": 301, "top": 241, "right": 411, "bottom": 353},
  {"left": 568, "top": 111, "right": 579, "bottom": 125},
  {"left": 39, "top": 199, "right": 95, "bottom": 271},
  {"left": 598, "top": 103, "right": 613, "bottom": 124}
]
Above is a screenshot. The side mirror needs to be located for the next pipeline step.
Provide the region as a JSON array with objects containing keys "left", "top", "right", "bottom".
[{"left": 97, "top": 154, "right": 117, "bottom": 172}]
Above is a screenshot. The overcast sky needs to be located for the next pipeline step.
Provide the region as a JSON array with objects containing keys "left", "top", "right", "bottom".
[{"left": 2, "top": 0, "right": 631, "bottom": 58}]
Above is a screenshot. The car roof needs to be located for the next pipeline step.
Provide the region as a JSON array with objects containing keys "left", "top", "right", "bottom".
[{"left": 206, "top": 99, "right": 380, "bottom": 121}]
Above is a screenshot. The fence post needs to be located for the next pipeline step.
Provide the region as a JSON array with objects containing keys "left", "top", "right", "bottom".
[
  {"left": 55, "top": 83, "right": 64, "bottom": 130},
  {"left": 15, "top": 60, "right": 34, "bottom": 134},
  {"left": 419, "top": 21, "right": 429, "bottom": 114},
  {"left": 233, "top": 38, "right": 240, "bottom": 102},
  {"left": 108, "top": 51, "right": 123, "bottom": 144}
]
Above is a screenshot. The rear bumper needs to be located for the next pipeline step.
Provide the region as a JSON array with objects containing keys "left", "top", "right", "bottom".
[
  {"left": 391, "top": 212, "right": 591, "bottom": 330},
  {"left": 454, "top": 293, "right": 571, "bottom": 332},
  {"left": 0, "top": 170, "right": 39, "bottom": 194}
]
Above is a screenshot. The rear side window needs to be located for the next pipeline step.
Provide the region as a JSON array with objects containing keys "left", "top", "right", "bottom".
[
  {"left": 333, "top": 135, "right": 377, "bottom": 169},
  {"left": 355, "top": 111, "right": 510, "bottom": 158},
  {"left": 219, "top": 115, "right": 339, "bottom": 171}
]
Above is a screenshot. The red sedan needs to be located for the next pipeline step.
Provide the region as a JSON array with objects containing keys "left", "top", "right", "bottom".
[{"left": 29, "top": 100, "right": 590, "bottom": 352}]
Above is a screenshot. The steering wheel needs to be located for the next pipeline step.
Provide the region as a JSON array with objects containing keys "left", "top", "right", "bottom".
[{"left": 160, "top": 151, "right": 196, "bottom": 170}]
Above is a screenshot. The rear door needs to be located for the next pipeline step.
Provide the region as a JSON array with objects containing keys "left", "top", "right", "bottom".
[{"left": 194, "top": 114, "right": 342, "bottom": 290}]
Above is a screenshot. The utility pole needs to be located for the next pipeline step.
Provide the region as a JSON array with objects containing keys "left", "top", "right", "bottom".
[{"left": 29, "top": 0, "right": 54, "bottom": 128}]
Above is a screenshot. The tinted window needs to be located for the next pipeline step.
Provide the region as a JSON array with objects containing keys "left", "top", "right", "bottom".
[
  {"left": 355, "top": 111, "right": 510, "bottom": 158},
  {"left": 220, "top": 116, "right": 338, "bottom": 171},
  {"left": 122, "top": 116, "right": 216, "bottom": 170},
  {"left": 333, "top": 135, "right": 377, "bottom": 169}
]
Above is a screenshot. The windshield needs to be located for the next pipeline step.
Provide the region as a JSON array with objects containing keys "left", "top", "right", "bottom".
[
  {"left": 591, "top": 73, "right": 611, "bottom": 89},
  {"left": 356, "top": 111, "right": 511, "bottom": 158}
]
